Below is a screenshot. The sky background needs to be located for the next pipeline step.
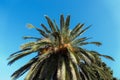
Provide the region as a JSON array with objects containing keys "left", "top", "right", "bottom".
[{"left": 0, "top": 0, "right": 120, "bottom": 80}]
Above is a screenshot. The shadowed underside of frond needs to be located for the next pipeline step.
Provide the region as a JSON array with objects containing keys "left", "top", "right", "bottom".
[
  {"left": 9, "top": 48, "right": 113, "bottom": 80},
  {"left": 8, "top": 15, "right": 114, "bottom": 80}
]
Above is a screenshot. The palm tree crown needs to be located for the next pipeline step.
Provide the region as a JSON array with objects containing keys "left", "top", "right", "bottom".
[{"left": 8, "top": 15, "right": 114, "bottom": 80}]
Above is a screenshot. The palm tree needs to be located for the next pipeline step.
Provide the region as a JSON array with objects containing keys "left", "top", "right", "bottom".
[{"left": 8, "top": 15, "right": 115, "bottom": 80}]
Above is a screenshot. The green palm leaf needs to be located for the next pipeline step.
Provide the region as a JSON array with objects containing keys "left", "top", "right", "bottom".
[
  {"left": 27, "top": 24, "right": 35, "bottom": 28},
  {"left": 45, "top": 15, "right": 56, "bottom": 32},
  {"left": 35, "top": 28, "right": 48, "bottom": 38},
  {"left": 60, "top": 14, "right": 64, "bottom": 33},
  {"left": 90, "top": 51, "right": 114, "bottom": 61},
  {"left": 54, "top": 20, "right": 60, "bottom": 33},
  {"left": 41, "top": 23, "right": 51, "bottom": 33},
  {"left": 57, "top": 56, "right": 66, "bottom": 80},
  {"left": 8, "top": 50, "right": 35, "bottom": 65},
  {"left": 79, "top": 41, "right": 102, "bottom": 46},
  {"left": 65, "top": 15, "right": 70, "bottom": 30},
  {"left": 11, "top": 57, "right": 38, "bottom": 80},
  {"left": 23, "top": 36, "right": 40, "bottom": 40},
  {"left": 70, "top": 23, "right": 84, "bottom": 41}
]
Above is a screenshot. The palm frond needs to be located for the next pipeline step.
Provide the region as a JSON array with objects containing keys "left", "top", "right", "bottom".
[
  {"left": 27, "top": 23, "right": 48, "bottom": 38},
  {"left": 79, "top": 25, "right": 91, "bottom": 35},
  {"left": 72, "top": 25, "right": 91, "bottom": 41},
  {"left": 25, "top": 58, "right": 45, "bottom": 80},
  {"left": 80, "top": 64, "right": 97, "bottom": 80},
  {"left": 78, "top": 47, "right": 96, "bottom": 63},
  {"left": 67, "top": 47, "right": 78, "bottom": 64},
  {"left": 27, "top": 24, "right": 35, "bottom": 29},
  {"left": 92, "top": 64, "right": 108, "bottom": 80},
  {"left": 25, "top": 51, "right": 52, "bottom": 79},
  {"left": 57, "top": 56, "right": 66, "bottom": 80},
  {"left": 41, "top": 23, "right": 51, "bottom": 33},
  {"left": 70, "top": 23, "right": 84, "bottom": 41},
  {"left": 23, "top": 36, "right": 41, "bottom": 40},
  {"left": 45, "top": 15, "right": 56, "bottom": 32},
  {"left": 80, "top": 53, "right": 92, "bottom": 65},
  {"left": 60, "top": 14, "right": 64, "bottom": 33},
  {"left": 64, "top": 54, "right": 73, "bottom": 80},
  {"left": 102, "top": 55, "right": 114, "bottom": 61},
  {"left": 20, "top": 42, "right": 35, "bottom": 49},
  {"left": 8, "top": 48, "right": 31, "bottom": 58},
  {"left": 90, "top": 51, "right": 114, "bottom": 61},
  {"left": 65, "top": 15, "right": 70, "bottom": 31},
  {"left": 11, "top": 57, "right": 38, "bottom": 80},
  {"left": 8, "top": 50, "right": 35, "bottom": 65},
  {"left": 44, "top": 54, "right": 58, "bottom": 80},
  {"left": 90, "top": 42, "right": 102, "bottom": 46},
  {"left": 71, "top": 37, "right": 91, "bottom": 46},
  {"left": 79, "top": 41, "right": 102, "bottom": 46},
  {"left": 71, "top": 61, "right": 82, "bottom": 80},
  {"left": 53, "top": 20, "right": 60, "bottom": 33},
  {"left": 69, "top": 60, "right": 78, "bottom": 80},
  {"left": 62, "top": 15, "right": 70, "bottom": 36},
  {"left": 50, "top": 32, "right": 61, "bottom": 46},
  {"left": 35, "top": 28, "right": 48, "bottom": 38}
]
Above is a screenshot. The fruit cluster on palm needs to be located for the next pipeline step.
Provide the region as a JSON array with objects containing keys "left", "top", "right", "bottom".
[{"left": 8, "top": 15, "right": 115, "bottom": 80}]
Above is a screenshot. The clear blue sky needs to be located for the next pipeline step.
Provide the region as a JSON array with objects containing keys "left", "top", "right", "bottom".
[{"left": 0, "top": 0, "right": 120, "bottom": 80}]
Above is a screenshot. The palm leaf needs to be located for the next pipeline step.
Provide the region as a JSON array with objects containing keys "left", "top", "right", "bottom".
[
  {"left": 72, "top": 25, "right": 91, "bottom": 41},
  {"left": 25, "top": 51, "right": 51, "bottom": 79},
  {"left": 57, "top": 56, "right": 66, "bottom": 80},
  {"left": 45, "top": 15, "right": 56, "bottom": 32},
  {"left": 20, "top": 42, "right": 35, "bottom": 49},
  {"left": 50, "top": 32, "right": 61, "bottom": 46},
  {"left": 71, "top": 37, "right": 91, "bottom": 46},
  {"left": 25, "top": 58, "right": 45, "bottom": 80},
  {"left": 38, "top": 55, "right": 54, "bottom": 79},
  {"left": 8, "top": 48, "right": 31, "bottom": 58},
  {"left": 80, "top": 64, "right": 95, "bottom": 80},
  {"left": 67, "top": 47, "right": 78, "bottom": 64},
  {"left": 65, "top": 15, "right": 70, "bottom": 31},
  {"left": 90, "top": 51, "right": 114, "bottom": 61},
  {"left": 102, "top": 55, "right": 114, "bottom": 61},
  {"left": 41, "top": 23, "right": 51, "bottom": 33},
  {"left": 23, "top": 36, "right": 41, "bottom": 40},
  {"left": 79, "top": 25, "right": 91, "bottom": 35},
  {"left": 27, "top": 23, "right": 48, "bottom": 38},
  {"left": 27, "top": 24, "right": 35, "bottom": 28},
  {"left": 35, "top": 28, "right": 48, "bottom": 38},
  {"left": 69, "top": 60, "right": 77, "bottom": 80},
  {"left": 90, "top": 42, "right": 102, "bottom": 46},
  {"left": 64, "top": 54, "right": 73, "bottom": 80},
  {"left": 11, "top": 57, "right": 38, "bottom": 80},
  {"left": 79, "top": 41, "right": 102, "bottom": 46},
  {"left": 8, "top": 50, "right": 35, "bottom": 65},
  {"left": 53, "top": 20, "right": 60, "bottom": 33},
  {"left": 70, "top": 23, "right": 84, "bottom": 41},
  {"left": 71, "top": 61, "right": 82, "bottom": 80},
  {"left": 80, "top": 53, "right": 92, "bottom": 65},
  {"left": 44, "top": 54, "right": 58, "bottom": 80},
  {"left": 60, "top": 15, "right": 64, "bottom": 33}
]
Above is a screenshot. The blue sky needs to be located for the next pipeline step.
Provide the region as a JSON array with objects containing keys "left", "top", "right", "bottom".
[{"left": 0, "top": 0, "right": 120, "bottom": 80}]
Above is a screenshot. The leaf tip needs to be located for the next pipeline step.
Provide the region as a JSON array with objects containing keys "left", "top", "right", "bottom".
[{"left": 27, "top": 23, "right": 35, "bottom": 29}]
